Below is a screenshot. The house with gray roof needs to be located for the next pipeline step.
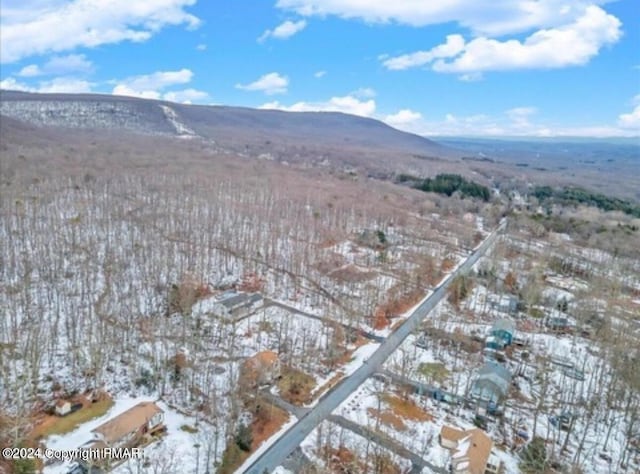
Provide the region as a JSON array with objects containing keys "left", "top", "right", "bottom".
[
  {"left": 191, "top": 291, "right": 263, "bottom": 322},
  {"left": 470, "top": 362, "right": 512, "bottom": 405}
]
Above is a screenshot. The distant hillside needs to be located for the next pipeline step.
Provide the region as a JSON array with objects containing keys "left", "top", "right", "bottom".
[
  {"left": 2, "top": 90, "right": 638, "bottom": 200},
  {"left": 0, "top": 90, "right": 453, "bottom": 172}
]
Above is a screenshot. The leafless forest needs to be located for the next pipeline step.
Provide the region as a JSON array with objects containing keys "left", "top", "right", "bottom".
[{"left": 1, "top": 99, "right": 638, "bottom": 474}]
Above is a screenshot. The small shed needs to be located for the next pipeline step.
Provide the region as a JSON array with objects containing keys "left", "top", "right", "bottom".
[
  {"left": 55, "top": 399, "right": 72, "bottom": 416},
  {"left": 490, "top": 318, "right": 515, "bottom": 346}
]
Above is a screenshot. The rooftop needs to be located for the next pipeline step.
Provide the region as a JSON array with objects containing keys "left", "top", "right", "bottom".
[
  {"left": 491, "top": 318, "right": 515, "bottom": 333},
  {"left": 92, "top": 402, "right": 163, "bottom": 444},
  {"left": 441, "top": 426, "right": 494, "bottom": 474},
  {"left": 473, "top": 362, "right": 512, "bottom": 398},
  {"left": 245, "top": 350, "right": 279, "bottom": 368},
  {"left": 218, "top": 292, "right": 262, "bottom": 309}
]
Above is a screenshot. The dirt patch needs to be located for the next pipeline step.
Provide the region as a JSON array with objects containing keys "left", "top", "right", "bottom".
[
  {"left": 441, "top": 257, "right": 456, "bottom": 272},
  {"left": 277, "top": 366, "right": 317, "bottom": 405},
  {"left": 367, "top": 408, "right": 407, "bottom": 432},
  {"left": 324, "top": 446, "right": 358, "bottom": 473},
  {"left": 251, "top": 403, "right": 289, "bottom": 450},
  {"left": 373, "top": 287, "right": 426, "bottom": 329},
  {"left": 382, "top": 394, "right": 432, "bottom": 422}
]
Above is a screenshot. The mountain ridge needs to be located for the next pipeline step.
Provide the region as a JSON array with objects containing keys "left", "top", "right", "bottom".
[{"left": 0, "top": 89, "right": 448, "bottom": 157}]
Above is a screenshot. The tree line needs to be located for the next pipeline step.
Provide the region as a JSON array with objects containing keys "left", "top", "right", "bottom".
[{"left": 533, "top": 186, "right": 640, "bottom": 217}]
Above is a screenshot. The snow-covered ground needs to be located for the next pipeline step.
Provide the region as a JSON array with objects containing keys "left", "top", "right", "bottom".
[{"left": 43, "top": 398, "right": 206, "bottom": 474}]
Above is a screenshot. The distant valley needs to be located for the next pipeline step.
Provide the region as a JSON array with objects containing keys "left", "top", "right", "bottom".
[{"left": 1, "top": 90, "right": 638, "bottom": 201}]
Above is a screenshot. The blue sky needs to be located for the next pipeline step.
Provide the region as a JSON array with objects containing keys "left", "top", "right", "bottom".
[{"left": 1, "top": 0, "right": 638, "bottom": 137}]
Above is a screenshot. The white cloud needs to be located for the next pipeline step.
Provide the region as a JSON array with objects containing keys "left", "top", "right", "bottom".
[
  {"left": 0, "top": 77, "right": 32, "bottom": 91},
  {"left": 390, "top": 106, "right": 638, "bottom": 137},
  {"left": 112, "top": 68, "right": 193, "bottom": 98},
  {"left": 163, "top": 88, "right": 210, "bottom": 104},
  {"left": 314, "top": 70, "right": 326, "bottom": 78},
  {"left": 18, "top": 54, "right": 93, "bottom": 77},
  {"left": 618, "top": 105, "right": 640, "bottom": 130},
  {"left": 17, "top": 65, "right": 42, "bottom": 77},
  {"left": 433, "top": 6, "right": 621, "bottom": 73},
  {"left": 0, "top": 76, "right": 92, "bottom": 93},
  {"left": 382, "top": 6, "right": 621, "bottom": 73},
  {"left": 196, "top": 43, "right": 207, "bottom": 51},
  {"left": 385, "top": 109, "right": 422, "bottom": 127},
  {"left": 506, "top": 106, "right": 537, "bottom": 130},
  {"left": 258, "top": 19, "right": 307, "bottom": 42},
  {"left": 110, "top": 68, "right": 208, "bottom": 103},
  {"left": 1, "top": 0, "right": 200, "bottom": 63},
  {"left": 351, "top": 87, "right": 376, "bottom": 98},
  {"left": 261, "top": 94, "right": 376, "bottom": 117},
  {"left": 382, "top": 34, "right": 465, "bottom": 70},
  {"left": 258, "top": 95, "right": 636, "bottom": 137},
  {"left": 236, "top": 72, "right": 289, "bottom": 95},
  {"left": 2, "top": 66, "right": 207, "bottom": 104},
  {"left": 112, "top": 85, "right": 162, "bottom": 100},
  {"left": 38, "top": 77, "right": 93, "bottom": 93},
  {"left": 276, "top": 0, "right": 610, "bottom": 36}
]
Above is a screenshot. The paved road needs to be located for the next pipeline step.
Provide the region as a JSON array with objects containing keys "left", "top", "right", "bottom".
[{"left": 243, "top": 221, "right": 505, "bottom": 474}]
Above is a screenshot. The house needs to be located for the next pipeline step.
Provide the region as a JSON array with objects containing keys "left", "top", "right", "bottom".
[
  {"left": 91, "top": 402, "right": 164, "bottom": 448},
  {"left": 218, "top": 292, "right": 263, "bottom": 318},
  {"left": 241, "top": 351, "right": 281, "bottom": 387},
  {"left": 470, "top": 363, "right": 512, "bottom": 405},
  {"left": 546, "top": 316, "right": 573, "bottom": 332},
  {"left": 488, "top": 295, "right": 518, "bottom": 314},
  {"left": 191, "top": 291, "right": 263, "bottom": 322},
  {"left": 489, "top": 318, "right": 515, "bottom": 346},
  {"left": 55, "top": 399, "right": 72, "bottom": 416},
  {"left": 439, "top": 426, "right": 501, "bottom": 474}
]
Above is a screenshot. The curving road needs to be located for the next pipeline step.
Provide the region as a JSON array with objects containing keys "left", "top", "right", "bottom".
[{"left": 243, "top": 220, "right": 505, "bottom": 474}]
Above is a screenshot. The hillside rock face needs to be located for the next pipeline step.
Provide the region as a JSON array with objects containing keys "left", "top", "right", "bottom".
[{"left": 0, "top": 98, "right": 176, "bottom": 134}]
